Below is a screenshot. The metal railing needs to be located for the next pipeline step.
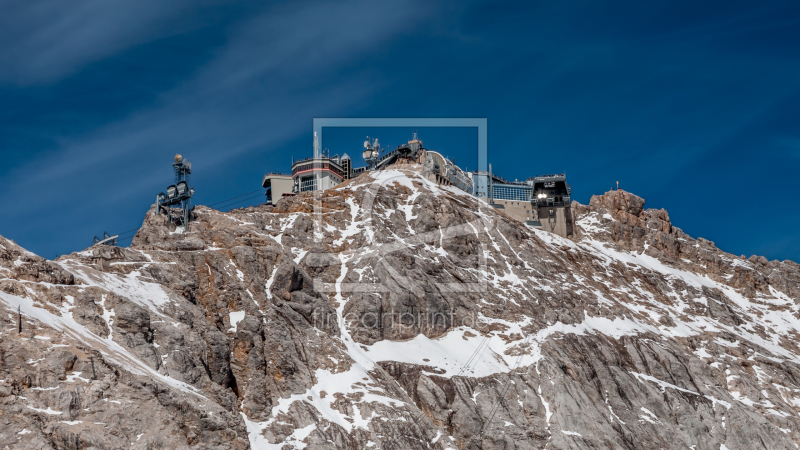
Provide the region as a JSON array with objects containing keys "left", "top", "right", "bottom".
[
  {"left": 534, "top": 200, "right": 570, "bottom": 207},
  {"left": 531, "top": 173, "right": 566, "bottom": 180}
]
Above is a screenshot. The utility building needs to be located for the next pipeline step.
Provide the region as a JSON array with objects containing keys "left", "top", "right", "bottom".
[
  {"left": 474, "top": 170, "right": 574, "bottom": 238},
  {"left": 262, "top": 173, "right": 294, "bottom": 206},
  {"left": 529, "top": 174, "right": 574, "bottom": 238},
  {"left": 484, "top": 173, "right": 537, "bottom": 224},
  {"left": 340, "top": 154, "right": 352, "bottom": 180},
  {"left": 291, "top": 155, "right": 347, "bottom": 192},
  {"left": 421, "top": 150, "right": 473, "bottom": 193},
  {"left": 261, "top": 132, "right": 576, "bottom": 239}
]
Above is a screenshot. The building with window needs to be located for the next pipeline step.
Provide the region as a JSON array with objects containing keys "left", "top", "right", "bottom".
[
  {"left": 491, "top": 181, "right": 532, "bottom": 202},
  {"left": 470, "top": 170, "right": 573, "bottom": 238},
  {"left": 263, "top": 133, "right": 575, "bottom": 238},
  {"left": 471, "top": 171, "right": 532, "bottom": 202},
  {"left": 291, "top": 155, "right": 347, "bottom": 193},
  {"left": 261, "top": 173, "right": 294, "bottom": 206},
  {"left": 340, "top": 154, "right": 352, "bottom": 180},
  {"left": 483, "top": 174, "right": 537, "bottom": 224},
  {"left": 421, "top": 150, "right": 474, "bottom": 193},
  {"left": 529, "top": 174, "right": 574, "bottom": 237}
]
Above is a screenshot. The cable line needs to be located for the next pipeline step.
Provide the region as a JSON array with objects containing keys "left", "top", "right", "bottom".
[
  {"left": 99, "top": 189, "right": 265, "bottom": 249},
  {"left": 208, "top": 192, "right": 265, "bottom": 212},
  {"left": 456, "top": 336, "right": 490, "bottom": 378},
  {"left": 218, "top": 194, "right": 266, "bottom": 211},
  {"left": 207, "top": 189, "right": 263, "bottom": 207},
  {"left": 399, "top": 331, "right": 493, "bottom": 446},
  {"left": 92, "top": 186, "right": 267, "bottom": 253},
  {"left": 464, "top": 332, "right": 533, "bottom": 449}
]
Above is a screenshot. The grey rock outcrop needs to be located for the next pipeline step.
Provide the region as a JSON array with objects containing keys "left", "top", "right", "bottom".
[{"left": 0, "top": 165, "right": 798, "bottom": 449}]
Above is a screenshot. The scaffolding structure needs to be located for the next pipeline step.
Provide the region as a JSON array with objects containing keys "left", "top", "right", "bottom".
[{"left": 157, "top": 154, "right": 194, "bottom": 227}]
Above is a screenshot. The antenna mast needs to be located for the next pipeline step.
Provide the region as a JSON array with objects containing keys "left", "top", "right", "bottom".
[{"left": 156, "top": 154, "right": 194, "bottom": 227}]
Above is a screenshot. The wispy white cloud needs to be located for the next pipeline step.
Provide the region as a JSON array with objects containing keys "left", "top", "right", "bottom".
[
  {"left": 0, "top": 0, "right": 434, "bottom": 229},
  {"left": 2, "top": 0, "right": 799, "bottom": 262},
  {"left": 0, "top": 0, "right": 218, "bottom": 84}
]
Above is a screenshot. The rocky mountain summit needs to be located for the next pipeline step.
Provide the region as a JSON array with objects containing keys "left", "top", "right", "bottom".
[{"left": 1, "top": 165, "right": 799, "bottom": 449}]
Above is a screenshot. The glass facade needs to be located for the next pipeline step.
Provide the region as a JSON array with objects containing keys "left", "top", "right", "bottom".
[
  {"left": 292, "top": 161, "right": 345, "bottom": 178},
  {"left": 299, "top": 176, "right": 317, "bottom": 192},
  {"left": 492, "top": 184, "right": 531, "bottom": 201}
]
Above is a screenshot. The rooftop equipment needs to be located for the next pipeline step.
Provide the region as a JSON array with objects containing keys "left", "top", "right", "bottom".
[
  {"left": 157, "top": 154, "right": 194, "bottom": 227},
  {"left": 363, "top": 137, "right": 380, "bottom": 168}
]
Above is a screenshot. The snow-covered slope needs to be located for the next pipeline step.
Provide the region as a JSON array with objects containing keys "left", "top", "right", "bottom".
[{"left": 1, "top": 164, "right": 799, "bottom": 449}]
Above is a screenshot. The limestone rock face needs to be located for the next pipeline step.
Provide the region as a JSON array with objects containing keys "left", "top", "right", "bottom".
[{"left": 1, "top": 166, "right": 799, "bottom": 449}]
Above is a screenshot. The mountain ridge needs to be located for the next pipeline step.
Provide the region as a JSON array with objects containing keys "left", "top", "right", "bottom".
[{"left": 1, "top": 165, "right": 799, "bottom": 449}]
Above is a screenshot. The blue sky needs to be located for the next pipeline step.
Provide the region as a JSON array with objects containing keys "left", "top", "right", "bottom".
[{"left": 0, "top": 0, "right": 798, "bottom": 261}]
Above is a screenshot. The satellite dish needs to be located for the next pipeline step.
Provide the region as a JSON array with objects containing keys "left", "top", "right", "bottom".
[{"left": 363, "top": 140, "right": 369, "bottom": 148}]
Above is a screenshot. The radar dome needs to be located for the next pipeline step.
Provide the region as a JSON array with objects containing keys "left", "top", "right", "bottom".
[{"left": 175, "top": 154, "right": 183, "bottom": 162}]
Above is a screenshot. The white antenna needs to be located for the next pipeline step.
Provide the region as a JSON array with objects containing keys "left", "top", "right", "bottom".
[{"left": 313, "top": 131, "right": 319, "bottom": 159}]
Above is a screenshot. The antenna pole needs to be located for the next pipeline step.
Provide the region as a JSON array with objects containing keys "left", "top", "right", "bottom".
[{"left": 18, "top": 305, "right": 21, "bottom": 334}]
